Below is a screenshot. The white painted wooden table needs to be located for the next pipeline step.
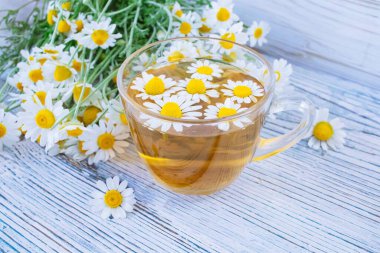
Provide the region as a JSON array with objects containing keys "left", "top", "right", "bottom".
[{"left": 1, "top": 1, "right": 380, "bottom": 252}]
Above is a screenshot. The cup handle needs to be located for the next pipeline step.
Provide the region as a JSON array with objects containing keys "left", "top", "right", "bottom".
[{"left": 252, "top": 96, "right": 316, "bottom": 161}]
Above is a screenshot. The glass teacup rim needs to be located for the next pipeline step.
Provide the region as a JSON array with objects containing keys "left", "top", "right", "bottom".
[{"left": 117, "top": 36, "right": 275, "bottom": 124}]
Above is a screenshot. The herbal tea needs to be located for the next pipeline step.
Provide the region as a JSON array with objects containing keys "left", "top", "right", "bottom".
[{"left": 125, "top": 60, "right": 266, "bottom": 194}]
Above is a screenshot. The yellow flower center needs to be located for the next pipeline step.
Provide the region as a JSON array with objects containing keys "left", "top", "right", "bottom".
[
  {"left": 254, "top": 28, "right": 263, "bottom": 39},
  {"left": 67, "top": 127, "right": 83, "bottom": 137},
  {"left": 197, "top": 66, "right": 213, "bottom": 75},
  {"left": 16, "top": 82, "right": 24, "bottom": 92},
  {"left": 72, "top": 59, "right": 83, "bottom": 72},
  {"left": 54, "top": 65, "right": 72, "bottom": 82},
  {"left": 199, "top": 24, "right": 212, "bottom": 33},
  {"left": 175, "top": 9, "right": 183, "bottom": 17},
  {"left": 233, "top": 85, "right": 252, "bottom": 98},
  {"left": 160, "top": 102, "right": 182, "bottom": 118},
  {"left": 78, "top": 141, "right": 87, "bottom": 154},
  {"left": 0, "top": 123, "right": 7, "bottom": 138},
  {"left": 144, "top": 76, "right": 165, "bottom": 95},
  {"left": 58, "top": 140, "right": 66, "bottom": 149},
  {"left": 186, "top": 79, "right": 206, "bottom": 94},
  {"left": 119, "top": 113, "right": 128, "bottom": 125},
  {"left": 104, "top": 190, "right": 123, "bottom": 208},
  {"left": 75, "top": 20, "right": 84, "bottom": 32},
  {"left": 29, "top": 69, "right": 43, "bottom": 83},
  {"left": 82, "top": 106, "right": 101, "bottom": 126},
  {"left": 47, "top": 10, "right": 57, "bottom": 26},
  {"left": 275, "top": 71, "right": 281, "bottom": 81},
  {"left": 72, "top": 84, "right": 91, "bottom": 103},
  {"left": 220, "top": 32, "right": 236, "bottom": 49},
  {"left": 91, "top": 29, "right": 109, "bottom": 46},
  {"left": 168, "top": 51, "right": 185, "bottom": 62},
  {"left": 179, "top": 22, "right": 192, "bottom": 35},
  {"left": 61, "top": 2, "right": 71, "bottom": 11},
  {"left": 44, "top": 49, "right": 59, "bottom": 54},
  {"left": 35, "top": 109, "right": 56, "bottom": 129},
  {"left": 218, "top": 107, "right": 237, "bottom": 118},
  {"left": 38, "top": 58, "right": 47, "bottom": 65},
  {"left": 217, "top": 7, "right": 231, "bottom": 22},
  {"left": 33, "top": 91, "right": 47, "bottom": 105},
  {"left": 313, "top": 121, "right": 334, "bottom": 141},
  {"left": 58, "top": 20, "right": 71, "bottom": 33},
  {"left": 97, "top": 133, "right": 115, "bottom": 150}
]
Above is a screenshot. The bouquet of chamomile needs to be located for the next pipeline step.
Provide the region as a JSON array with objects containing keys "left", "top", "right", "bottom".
[{"left": 0, "top": 0, "right": 297, "bottom": 164}]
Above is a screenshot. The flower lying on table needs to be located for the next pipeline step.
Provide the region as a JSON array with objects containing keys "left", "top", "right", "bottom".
[{"left": 91, "top": 176, "right": 136, "bottom": 219}]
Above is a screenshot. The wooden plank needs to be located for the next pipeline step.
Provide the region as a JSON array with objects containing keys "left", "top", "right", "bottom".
[
  {"left": 1, "top": 60, "right": 379, "bottom": 252},
  {"left": 236, "top": 0, "right": 380, "bottom": 87}
]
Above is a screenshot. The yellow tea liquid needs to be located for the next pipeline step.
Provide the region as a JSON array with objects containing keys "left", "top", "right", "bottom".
[{"left": 125, "top": 61, "right": 265, "bottom": 194}]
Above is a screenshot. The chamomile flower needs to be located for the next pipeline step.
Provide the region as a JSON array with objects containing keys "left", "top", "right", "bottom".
[
  {"left": 172, "top": 2, "right": 184, "bottom": 18},
  {"left": 61, "top": 83, "right": 95, "bottom": 104},
  {"left": 273, "top": 59, "right": 293, "bottom": 86},
  {"left": 177, "top": 78, "right": 219, "bottom": 103},
  {"left": 172, "top": 12, "right": 201, "bottom": 37},
  {"left": 306, "top": 108, "right": 346, "bottom": 151},
  {"left": 57, "top": 19, "right": 77, "bottom": 35},
  {"left": 212, "top": 22, "right": 248, "bottom": 53},
  {"left": 34, "top": 44, "right": 66, "bottom": 61},
  {"left": 46, "top": 1, "right": 58, "bottom": 26},
  {"left": 247, "top": 21, "right": 270, "bottom": 47},
  {"left": 17, "top": 81, "right": 61, "bottom": 105},
  {"left": 130, "top": 72, "right": 177, "bottom": 100},
  {"left": 205, "top": 0, "right": 239, "bottom": 29},
  {"left": 91, "top": 176, "right": 136, "bottom": 219},
  {"left": 131, "top": 53, "right": 151, "bottom": 72},
  {"left": 142, "top": 95, "right": 202, "bottom": 132},
  {"left": 0, "top": 109, "right": 21, "bottom": 151},
  {"left": 79, "top": 120, "right": 129, "bottom": 164},
  {"left": 198, "top": 17, "right": 213, "bottom": 34},
  {"left": 222, "top": 80, "right": 264, "bottom": 104},
  {"left": 20, "top": 49, "right": 37, "bottom": 63},
  {"left": 64, "top": 137, "right": 90, "bottom": 162},
  {"left": 18, "top": 62, "right": 45, "bottom": 87},
  {"left": 106, "top": 99, "right": 130, "bottom": 130},
  {"left": 57, "top": 121, "right": 86, "bottom": 140},
  {"left": 158, "top": 41, "right": 198, "bottom": 63},
  {"left": 7, "top": 73, "right": 24, "bottom": 92},
  {"left": 187, "top": 60, "right": 223, "bottom": 81},
  {"left": 68, "top": 47, "right": 92, "bottom": 73},
  {"left": 18, "top": 94, "right": 69, "bottom": 150},
  {"left": 42, "top": 59, "right": 77, "bottom": 86},
  {"left": 75, "top": 17, "right": 122, "bottom": 49},
  {"left": 204, "top": 98, "right": 250, "bottom": 131}
]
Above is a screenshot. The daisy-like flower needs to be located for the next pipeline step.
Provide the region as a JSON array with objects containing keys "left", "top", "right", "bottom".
[
  {"left": 57, "top": 19, "right": 77, "bottom": 35},
  {"left": 0, "top": 109, "right": 21, "bottom": 151},
  {"left": 187, "top": 60, "right": 223, "bottom": 81},
  {"left": 131, "top": 52, "right": 151, "bottom": 72},
  {"left": 204, "top": 98, "right": 250, "bottom": 131},
  {"left": 273, "top": 59, "right": 293, "bottom": 86},
  {"left": 61, "top": 83, "right": 95, "bottom": 104},
  {"left": 74, "top": 17, "right": 122, "bottom": 50},
  {"left": 64, "top": 137, "right": 90, "bottom": 162},
  {"left": 205, "top": 0, "right": 239, "bottom": 29},
  {"left": 142, "top": 95, "right": 202, "bottom": 132},
  {"left": 20, "top": 48, "right": 38, "bottom": 63},
  {"left": 18, "top": 62, "right": 45, "bottom": 87},
  {"left": 172, "top": 12, "right": 201, "bottom": 37},
  {"left": 158, "top": 41, "right": 198, "bottom": 63},
  {"left": 130, "top": 72, "right": 177, "bottom": 100},
  {"left": 106, "top": 99, "right": 130, "bottom": 130},
  {"left": 79, "top": 120, "right": 129, "bottom": 164},
  {"left": 16, "top": 81, "right": 61, "bottom": 105},
  {"left": 68, "top": 47, "right": 92, "bottom": 73},
  {"left": 18, "top": 94, "right": 69, "bottom": 150},
  {"left": 212, "top": 22, "right": 248, "bottom": 53},
  {"left": 34, "top": 44, "right": 67, "bottom": 61},
  {"left": 306, "top": 108, "right": 346, "bottom": 151},
  {"left": 171, "top": 2, "right": 184, "bottom": 18},
  {"left": 42, "top": 59, "right": 77, "bottom": 85},
  {"left": 91, "top": 176, "right": 136, "bottom": 219},
  {"left": 7, "top": 73, "right": 24, "bottom": 92},
  {"left": 247, "top": 21, "right": 270, "bottom": 47},
  {"left": 177, "top": 78, "right": 219, "bottom": 103},
  {"left": 57, "top": 121, "right": 86, "bottom": 141},
  {"left": 198, "top": 17, "right": 213, "bottom": 34},
  {"left": 221, "top": 80, "right": 264, "bottom": 104}
]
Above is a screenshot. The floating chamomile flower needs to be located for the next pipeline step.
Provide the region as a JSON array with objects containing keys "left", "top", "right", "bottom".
[
  {"left": 205, "top": 0, "right": 239, "bottom": 29},
  {"left": 17, "top": 62, "right": 45, "bottom": 87},
  {"left": 172, "top": 12, "right": 201, "bottom": 37},
  {"left": 212, "top": 22, "right": 248, "bottom": 53},
  {"left": 306, "top": 108, "right": 346, "bottom": 151},
  {"left": 79, "top": 120, "right": 129, "bottom": 164},
  {"left": 91, "top": 176, "right": 136, "bottom": 219},
  {"left": 158, "top": 41, "right": 198, "bottom": 63},
  {"left": 172, "top": 2, "right": 184, "bottom": 18},
  {"left": 75, "top": 17, "right": 122, "bottom": 50},
  {"left": 273, "top": 59, "right": 293, "bottom": 86},
  {"left": 142, "top": 95, "right": 202, "bottom": 132},
  {"left": 18, "top": 94, "right": 69, "bottom": 150},
  {"left": 187, "top": 60, "right": 223, "bottom": 81},
  {"left": 204, "top": 98, "right": 250, "bottom": 131},
  {"left": 177, "top": 78, "right": 219, "bottom": 103},
  {"left": 221, "top": 80, "right": 264, "bottom": 104},
  {"left": 0, "top": 109, "right": 21, "bottom": 151},
  {"left": 247, "top": 21, "right": 270, "bottom": 47},
  {"left": 16, "top": 81, "right": 61, "bottom": 105},
  {"left": 106, "top": 99, "right": 130, "bottom": 130},
  {"left": 131, "top": 72, "right": 178, "bottom": 100}
]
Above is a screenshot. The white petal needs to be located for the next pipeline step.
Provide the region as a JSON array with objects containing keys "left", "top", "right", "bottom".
[
  {"left": 118, "top": 180, "right": 128, "bottom": 191},
  {"left": 96, "top": 180, "right": 108, "bottom": 192},
  {"left": 100, "top": 207, "right": 111, "bottom": 219}
]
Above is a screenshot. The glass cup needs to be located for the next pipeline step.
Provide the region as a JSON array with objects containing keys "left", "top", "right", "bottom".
[{"left": 117, "top": 37, "right": 315, "bottom": 195}]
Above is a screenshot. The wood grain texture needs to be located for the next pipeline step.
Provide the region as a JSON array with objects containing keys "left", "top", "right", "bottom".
[
  {"left": 235, "top": 0, "right": 380, "bottom": 87},
  {"left": 1, "top": 60, "right": 379, "bottom": 252}
]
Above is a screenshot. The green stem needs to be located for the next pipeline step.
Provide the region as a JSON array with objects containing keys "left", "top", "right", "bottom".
[
  {"left": 106, "top": 4, "right": 136, "bottom": 16},
  {"left": 97, "top": 0, "right": 113, "bottom": 20},
  {"left": 126, "top": 1, "right": 141, "bottom": 56}
]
